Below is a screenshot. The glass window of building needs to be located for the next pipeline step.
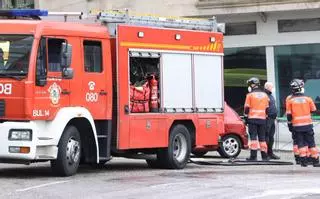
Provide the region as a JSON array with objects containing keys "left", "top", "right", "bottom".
[
  {"left": 224, "top": 47, "right": 267, "bottom": 115},
  {"left": 225, "top": 22, "right": 257, "bottom": 36},
  {"left": 278, "top": 18, "right": 320, "bottom": 33},
  {"left": 275, "top": 44, "right": 320, "bottom": 118}
]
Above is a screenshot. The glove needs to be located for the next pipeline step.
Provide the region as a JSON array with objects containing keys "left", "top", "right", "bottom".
[{"left": 288, "top": 123, "right": 293, "bottom": 132}]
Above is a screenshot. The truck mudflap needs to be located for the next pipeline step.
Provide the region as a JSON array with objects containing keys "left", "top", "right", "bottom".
[{"left": 189, "top": 158, "right": 293, "bottom": 166}]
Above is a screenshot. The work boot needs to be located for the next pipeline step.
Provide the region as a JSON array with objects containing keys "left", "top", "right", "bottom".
[
  {"left": 300, "top": 157, "right": 308, "bottom": 167},
  {"left": 312, "top": 157, "right": 320, "bottom": 167},
  {"left": 246, "top": 150, "right": 257, "bottom": 161},
  {"left": 261, "top": 152, "right": 270, "bottom": 161},
  {"left": 269, "top": 153, "right": 280, "bottom": 160},
  {"left": 294, "top": 155, "right": 301, "bottom": 165}
]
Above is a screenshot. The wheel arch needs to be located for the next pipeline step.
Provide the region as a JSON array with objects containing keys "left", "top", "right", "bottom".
[
  {"left": 47, "top": 107, "right": 99, "bottom": 163},
  {"left": 169, "top": 120, "right": 195, "bottom": 147}
]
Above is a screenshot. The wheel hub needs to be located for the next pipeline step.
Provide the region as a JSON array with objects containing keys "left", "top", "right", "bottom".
[
  {"left": 66, "top": 137, "right": 80, "bottom": 165},
  {"left": 173, "top": 134, "right": 187, "bottom": 162},
  {"left": 223, "top": 137, "right": 239, "bottom": 156}
]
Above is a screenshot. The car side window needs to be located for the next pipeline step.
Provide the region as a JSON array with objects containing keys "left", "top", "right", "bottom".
[{"left": 83, "top": 40, "right": 102, "bottom": 73}]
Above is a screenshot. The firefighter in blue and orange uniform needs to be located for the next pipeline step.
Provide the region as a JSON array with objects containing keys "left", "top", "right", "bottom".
[
  {"left": 286, "top": 94, "right": 301, "bottom": 164},
  {"left": 244, "top": 77, "right": 270, "bottom": 161},
  {"left": 286, "top": 79, "right": 320, "bottom": 167}
]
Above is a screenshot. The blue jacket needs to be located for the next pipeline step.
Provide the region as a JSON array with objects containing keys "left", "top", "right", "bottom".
[{"left": 265, "top": 90, "right": 277, "bottom": 119}]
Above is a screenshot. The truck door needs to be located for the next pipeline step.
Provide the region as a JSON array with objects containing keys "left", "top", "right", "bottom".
[
  {"left": 80, "top": 39, "right": 108, "bottom": 119},
  {"left": 34, "top": 37, "right": 73, "bottom": 119}
]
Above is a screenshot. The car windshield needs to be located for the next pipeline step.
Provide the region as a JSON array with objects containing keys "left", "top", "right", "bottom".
[{"left": 0, "top": 35, "right": 33, "bottom": 76}]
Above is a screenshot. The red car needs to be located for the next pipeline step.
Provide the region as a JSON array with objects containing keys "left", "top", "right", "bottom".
[{"left": 192, "top": 102, "right": 248, "bottom": 158}]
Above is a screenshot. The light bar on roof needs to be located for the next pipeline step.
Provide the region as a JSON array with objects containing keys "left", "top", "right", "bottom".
[{"left": 0, "top": 9, "right": 48, "bottom": 17}]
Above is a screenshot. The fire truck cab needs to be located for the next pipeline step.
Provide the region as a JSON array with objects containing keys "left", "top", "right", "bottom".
[{"left": 0, "top": 9, "right": 225, "bottom": 176}]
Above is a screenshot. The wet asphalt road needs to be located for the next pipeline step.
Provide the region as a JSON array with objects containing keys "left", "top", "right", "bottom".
[{"left": 1, "top": 151, "right": 320, "bottom": 199}]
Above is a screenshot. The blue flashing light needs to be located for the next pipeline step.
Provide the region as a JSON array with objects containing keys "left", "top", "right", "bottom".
[{"left": 0, "top": 9, "right": 48, "bottom": 17}]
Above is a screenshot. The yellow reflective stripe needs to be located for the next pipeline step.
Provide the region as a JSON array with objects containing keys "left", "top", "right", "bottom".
[
  {"left": 121, "top": 42, "right": 191, "bottom": 50},
  {"left": 120, "top": 42, "right": 222, "bottom": 52}
]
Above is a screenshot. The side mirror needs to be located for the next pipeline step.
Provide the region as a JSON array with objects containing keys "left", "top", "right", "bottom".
[
  {"left": 60, "top": 42, "right": 72, "bottom": 68},
  {"left": 62, "top": 68, "right": 74, "bottom": 79}
]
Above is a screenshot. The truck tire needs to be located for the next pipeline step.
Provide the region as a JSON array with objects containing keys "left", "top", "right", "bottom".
[
  {"left": 217, "top": 135, "right": 241, "bottom": 158},
  {"left": 192, "top": 151, "right": 208, "bottom": 157},
  {"left": 51, "top": 125, "right": 81, "bottom": 176},
  {"left": 158, "top": 124, "right": 191, "bottom": 169},
  {"left": 146, "top": 159, "right": 164, "bottom": 169}
]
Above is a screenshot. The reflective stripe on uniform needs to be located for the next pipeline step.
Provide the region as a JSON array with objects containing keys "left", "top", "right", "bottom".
[
  {"left": 292, "top": 122, "right": 313, "bottom": 127},
  {"left": 310, "top": 147, "right": 319, "bottom": 158},
  {"left": 249, "top": 140, "right": 259, "bottom": 150},
  {"left": 251, "top": 109, "right": 265, "bottom": 113},
  {"left": 259, "top": 141, "right": 268, "bottom": 152},
  {"left": 248, "top": 115, "right": 266, "bottom": 119},
  {"left": 295, "top": 115, "right": 311, "bottom": 120},
  {"left": 299, "top": 146, "right": 308, "bottom": 157},
  {"left": 293, "top": 145, "right": 299, "bottom": 155}
]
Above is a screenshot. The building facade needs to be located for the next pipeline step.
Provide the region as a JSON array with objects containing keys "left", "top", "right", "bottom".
[
  {"left": 1, "top": 0, "right": 34, "bottom": 8},
  {"left": 35, "top": 0, "right": 320, "bottom": 150}
]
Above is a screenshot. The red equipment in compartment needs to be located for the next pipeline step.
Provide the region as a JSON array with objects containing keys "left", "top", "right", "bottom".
[
  {"left": 130, "top": 81, "right": 150, "bottom": 113},
  {"left": 149, "top": 74, "right": 159, "bottom": 112}
]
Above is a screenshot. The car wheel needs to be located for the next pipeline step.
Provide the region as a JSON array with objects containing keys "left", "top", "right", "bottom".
[
  {"left": 218, "top": 135, "right": 241, "bottom": 158},
  {"left": 51, "top": 125, "right": 81, "bottom": 176},
  {"left": 158, "top": 124, "right": 191, "bottom": 169},
  {"left": 192, "top": 151, "right": 208, "bottom": 157}
]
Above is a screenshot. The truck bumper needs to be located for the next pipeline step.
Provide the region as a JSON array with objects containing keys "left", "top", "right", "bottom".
[{"left": 0, "top": 121, "right": 57, "bottom": 163}]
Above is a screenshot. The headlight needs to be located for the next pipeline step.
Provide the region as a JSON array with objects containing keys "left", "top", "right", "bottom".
[{"left": 8, "top": 129, "right": 32, "bottom": 141}]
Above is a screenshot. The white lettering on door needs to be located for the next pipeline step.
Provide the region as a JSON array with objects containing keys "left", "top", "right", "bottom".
[
  {"left": 86, "top": 92, "right": 98, "bottom": 102},
  {"left": 86, "top": 81, "right": 98, "bottom": 102},
  {"left": 33, "top": 110, "right": 50, "bottom": 117},
  {"left": 0, "top": 83, "right": 12, "bottom": 95}
]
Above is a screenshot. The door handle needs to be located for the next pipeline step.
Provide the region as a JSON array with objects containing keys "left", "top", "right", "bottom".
[
  {"left": 99, "top": 90, "right": 107, "bottom": 95},
  {"left": 61, "top": 89, "right": 71, "bottom": 95}
]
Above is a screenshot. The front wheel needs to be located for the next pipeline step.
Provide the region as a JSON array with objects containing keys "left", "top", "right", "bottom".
[
  {"left": 217, "top": 135, "right": 241, "bottom": 158},
  {"left": 51, "top": 125, "right": 81, "bottom": 176},
  {"left": 158, "top": 124, "right": 191, "bottom": 169}
]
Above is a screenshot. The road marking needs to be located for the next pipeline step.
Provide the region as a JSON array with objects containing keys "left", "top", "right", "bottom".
[
  {"left": 246, "top": 188, "right": 320, "bottom": 199},
  {"left": 16, "top": 180, "right": 70, "bottom": 192}
]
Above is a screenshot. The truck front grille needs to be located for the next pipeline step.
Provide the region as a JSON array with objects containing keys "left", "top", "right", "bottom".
[{"left": 0, "top": 100, "right": 5, "bottom": 117}]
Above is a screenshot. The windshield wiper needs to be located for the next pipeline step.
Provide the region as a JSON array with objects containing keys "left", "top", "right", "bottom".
[{"left": 0, "top": 73, "right": 26, "bottom": 80}]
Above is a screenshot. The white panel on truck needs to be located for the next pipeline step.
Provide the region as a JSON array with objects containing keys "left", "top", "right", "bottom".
[
  {"left": 194, "top": 55, "right": 223, "bottom": 111},
  {"left": 162, "top": 53, "right": 193, "bottom": 110}
]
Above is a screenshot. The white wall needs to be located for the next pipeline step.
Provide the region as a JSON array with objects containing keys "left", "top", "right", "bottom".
[
  {"left": 218, "top": 9, "right": 320, "bottom": 48},
  {"left": 36, "top": 0, "right": 199, "bottom": 16}
]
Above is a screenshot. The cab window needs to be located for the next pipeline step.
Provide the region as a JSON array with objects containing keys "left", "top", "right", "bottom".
[{"left": 83, "top": 40, "right": 102, "bottom": 73}]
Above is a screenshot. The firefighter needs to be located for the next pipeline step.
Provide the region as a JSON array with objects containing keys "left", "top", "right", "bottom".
[
  {"left": 286, "top": 79, "right": 320, "bottom": 167},
  {"left": 264, "top": 82, "right": 280, "bottom": 159},
  {"left": 286, "top": 94, "right": 301, "bottom": 164},
  {"left": 244, "top": 77, "right": 270, "bottom": 161}
]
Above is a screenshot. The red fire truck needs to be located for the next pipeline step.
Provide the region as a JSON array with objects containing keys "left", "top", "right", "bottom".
[{"left": 0, "top": 9, "right": 225, "bottom": 176}]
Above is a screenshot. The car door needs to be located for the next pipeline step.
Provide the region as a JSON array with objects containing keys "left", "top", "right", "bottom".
[
  {"left": 33, "top": 37, "right": 72, "bottom": 119},
  {"left": 80, "top": 39, "right": 108, "bottom": 119}
]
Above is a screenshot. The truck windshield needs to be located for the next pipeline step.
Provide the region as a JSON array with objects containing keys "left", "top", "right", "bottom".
[{"left": 0, "top": 35, "right": 33, "bottom": 76}]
